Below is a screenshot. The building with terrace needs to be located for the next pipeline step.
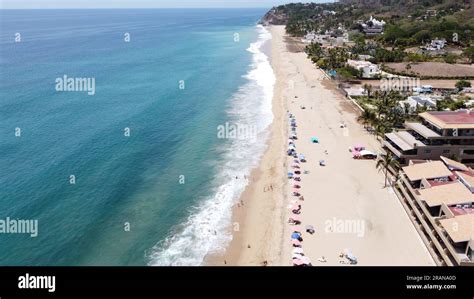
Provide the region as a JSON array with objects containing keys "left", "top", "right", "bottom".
[
  {"left": 394, "top": 157, "right": 474, "bottom": 266},
  {"left": 384, "top": 110, "right": 474, "bottom": 166}
]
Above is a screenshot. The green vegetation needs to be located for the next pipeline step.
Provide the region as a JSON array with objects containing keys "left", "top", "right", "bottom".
[
  {"left": 266, "top": 1, "right": 473, "bottom": 50},
  {"left": 435, "top": 95, "right": 467, "bottom": 110},
  {"left": 464, "top": 46, "right": 474, "bottom": 63},
  {"left": 355, "top": 90, "right": 408, "bottom": 139},
  {"left": 376, "top": 152, "right": 400, "bottom": 188},
  {"left": 455, "top": 79, "right": 472, "bottom": 89}
]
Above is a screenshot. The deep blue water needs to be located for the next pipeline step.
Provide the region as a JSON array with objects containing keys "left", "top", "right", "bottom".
[{"left": 0, "top": 9, "right": 270, "bottom": 265}]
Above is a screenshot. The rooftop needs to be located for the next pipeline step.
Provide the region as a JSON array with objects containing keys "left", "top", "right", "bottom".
[
  {"left": 456, "top": 171, "right": 474, "bottom": 188},
  {"left": 441, "top": 156, "right": 470, "bottom": 172},
  {"left": 386, "top": 132, "right": 414, "bottom": 151},
  {"left": 418, "top": 181, "right": 474, "bottom": 207},
  {"left": 403, "top": 160, "right": 452, "bottom": 181},
  {"left": 405, "top": 122, "right": 440, "bottom": 138},
  {"left": 419, "top": 110, "right": 474, "bottom": 130},
  {"left": 439, "top": 214, "right": 474, "bottom": 243}
]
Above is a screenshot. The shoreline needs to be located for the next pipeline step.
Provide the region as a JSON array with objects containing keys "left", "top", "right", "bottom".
[
  {"left": 206, "top": 25, "right": 435, "bottom": 266},
  {"left": 205, "top": 24, "right": 289, "bottom": 266}
]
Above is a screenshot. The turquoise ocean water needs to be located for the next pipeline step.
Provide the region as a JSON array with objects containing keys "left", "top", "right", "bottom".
[{"left": 0, "top": 9, "right": 275, "bottom": 265}]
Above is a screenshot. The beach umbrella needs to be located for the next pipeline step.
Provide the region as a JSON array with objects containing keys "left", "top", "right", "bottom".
[
  {"left": 293, "top": 159, "right": 299, "bottom": 163},
  {"left": 305, "top": 225, "right": 314, "bottom": 231},
  {"left": 292, "top": 225, "right": 302, "bottom": 232},
  {"left": 346, "top": 252, "right": 357, "bottom": 262},
  {"left": 291, "top": 239, "right": 302, "bottom": 247},
  {"left": 300, "top": 256, "right": 311, "bottom": 265},
  {"left": 299, "top": 154, "right": 305, "bottom": 159},
  {"left": 287, "top": 172, "right": 294, "bottom": 178},
  {"left": 291, "top": 215, "right": 300, "bottom": 221},
  {"left": 291, "top": 203, "right": 301, "bottom": 210},
  {"left": 311, "top": 137, "right": 319, "bottom": 143},
  {"left": 291, "top": 232, "right": 301, "bottom": 239},
  {"left": 293, "top": 248, "right": 304, "bottom": 255},
  {"left": 293, "top": 254, "right": 304, "bottom": 260},
  {"left": 293, "top": 259, "right": 304, "bottom": 266}
]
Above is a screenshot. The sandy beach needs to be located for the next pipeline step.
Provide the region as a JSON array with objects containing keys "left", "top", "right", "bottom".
[{"left": 207, "top": 25, "right": 435, "bottom": 266}]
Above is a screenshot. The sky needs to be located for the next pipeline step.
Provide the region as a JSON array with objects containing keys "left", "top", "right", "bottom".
[{"left": 1, "top": 0, "right": 336, "bottom": 9}]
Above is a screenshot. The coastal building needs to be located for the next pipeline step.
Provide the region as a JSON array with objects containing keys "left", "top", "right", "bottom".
[
  {"left": 302, "top": 31, "right": 348, "bottom": 46},
  {"left": 398, "top": 95, "right": 440, "bottom": 112},
  {"left": 357, "top": 54, "right": 373, "bottom": 61},
  {"left": 302, "top": 32, "right": 329, "bottom": 44},
  {"left": 421, "top": 38, "right": 447, "bottom": 51},
  {"left": 384, "top": 110, "right": 474, "bottom": 166},
  {"left": 361, "top": 16, "right": 385, "bottom": 36},
  {"left": 347, "top": 59, "right": 380, "bottom": 78},
  {"left": 394, "top": 157, "right": 474, "bottom": 266},
  {"left": 413, "top": 85, "right": 433, "bottom": 94}
]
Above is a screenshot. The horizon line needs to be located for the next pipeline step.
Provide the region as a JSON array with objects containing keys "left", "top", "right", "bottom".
[{"left": 0, "top": 7, "right": 274, "bottom": 10}]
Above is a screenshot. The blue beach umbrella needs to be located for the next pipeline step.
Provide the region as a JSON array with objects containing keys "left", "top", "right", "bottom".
[
  {"left": 291, "top": 232, "right": 301, "bottom": 239},
  {"left": 288, "top": 172, "right": 294, "bottom": 178}
]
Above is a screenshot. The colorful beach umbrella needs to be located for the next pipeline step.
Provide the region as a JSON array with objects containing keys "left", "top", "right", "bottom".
[
  {"left": 292, "top": 248, "right": 304, "bottom": 255},
  {"left": 292, "top": 225, "right": 302, "bottom": 232},
  {"left": 291, "top": 239, "right": 302, "bottom": 247},
  {"left": 293, "top": 259, "right": 304, "bottom": 266},
  {"left": 300, "top": 256, "right": 311, "bottom": 265},
  {"left": 291, "top": 232, "right": 301, "bottom": 239},
  {"left": 291, "top": 203, "right": 301, "bottom": 211},
  {"left": 291, "top": 215, "right": 300, "bottom": 221}
]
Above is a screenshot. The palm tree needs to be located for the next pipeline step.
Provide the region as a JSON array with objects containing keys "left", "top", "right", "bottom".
[
  {"left": 374, "top": 121, "right": 387, "bottom": 140},
  {"left": 358, "top": 109, "right": 375, "bottom": 129},
  {"left": 376, "top": 152, "right": 400, "bottom": 188},
  {"left": 362, "top": 83, "right": 373, "bottom": 98}
]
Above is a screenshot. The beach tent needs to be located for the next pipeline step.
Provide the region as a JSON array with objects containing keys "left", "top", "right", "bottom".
[
  {"left": 287, "top": 172, "right": 294, "bottom": 179},
  {"left": 311, "top": 137, "right": 319, "bottom": 143}
]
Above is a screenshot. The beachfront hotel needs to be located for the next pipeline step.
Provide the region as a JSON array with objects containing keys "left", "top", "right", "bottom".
[
  {"left": 384, "top": 110, "right": 474, "bottom": 166},
  {"left": 394, "top": 156, "right": 474, "bottom": 266}
]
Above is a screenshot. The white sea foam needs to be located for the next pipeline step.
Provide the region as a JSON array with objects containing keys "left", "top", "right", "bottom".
[{"left": 146, "top": 25, "right": 275, "bottom": 266}]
